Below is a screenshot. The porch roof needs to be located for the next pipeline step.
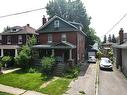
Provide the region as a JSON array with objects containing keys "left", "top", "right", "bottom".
[
  {"left": 0, "top": 45, "right": 20, "bottom": 49},
  {"left": 32, "top": 42, "right": 76, "bottom": 49}
]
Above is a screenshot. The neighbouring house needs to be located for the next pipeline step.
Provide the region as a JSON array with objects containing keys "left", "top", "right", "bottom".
[
  {"left": 0, "top": 24, "right": 38, "bottom": 57},
  {"left": 113, "top": 28, "right": 127, "bottom": 76},
  {"left": 33, "top": 15, "right": 87, "bottom": 64}
]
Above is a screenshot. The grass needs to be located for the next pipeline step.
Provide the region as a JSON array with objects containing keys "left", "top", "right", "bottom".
[
  {"left": 0, "top": 69, "right": 47, "bottom": 90},
  {"left": 0, "top": 91, "right": 12, "bottom": 95},
  {"left": 0, "top": 68, "right": 72, "bottom": 95},
  {"left": 39, "top": 78, "right": 71, "bottom": 95}
]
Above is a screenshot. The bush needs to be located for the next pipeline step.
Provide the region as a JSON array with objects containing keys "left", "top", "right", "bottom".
[
  {"left": 64, "top": 65, "right": 80, "bottom": 78},
  {"left": 28, "top": 68, "right": 37, "bottom": 73},
  {"left": 41, "top": 57, "right": 55, "bottom": 76},
  {"left": 96, "top": 50, "right": 103, "bottom": 59},
  {"left": 15, "top": 45, "right": 31, "bottom": 68},
  {"left": 1, "top": 56, "right": 12, "bottom": 67}
]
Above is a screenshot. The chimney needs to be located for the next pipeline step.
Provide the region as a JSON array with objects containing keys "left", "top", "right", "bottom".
[
  {"left": 26, "top": 24, "right": 30, "bottom": 27},
  {"left": 119, "top": 28, "right": 124, "bottom": 44},
  {"left": 42, "top": 15, "right": 47, "bottom": 25}
]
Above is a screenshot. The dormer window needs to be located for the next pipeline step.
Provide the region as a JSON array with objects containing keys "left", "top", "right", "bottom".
[
  {"left": 7, "top": 36, "right": 11, "bottom": 44},
  {"left": 61, "top": 33, "right": 66, "bottom": 42},
  {"left": 18, "top": 35, "right": 22, "bottom": 44},
  {"left": 48, "top": 34, "right": 52, "bottom": 43},
  {"left": 54, "top": 20, "right": 59, "bottom": 28}
]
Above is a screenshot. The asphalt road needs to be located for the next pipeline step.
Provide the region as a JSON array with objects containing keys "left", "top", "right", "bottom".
[{"left": 98, "top": 68, "right": 127, "bottom": 95}]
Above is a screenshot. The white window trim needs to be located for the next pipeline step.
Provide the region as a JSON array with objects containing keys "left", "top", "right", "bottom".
[
  {"left": 18, "top": 35, "right": 22, "bottom": 44},
  {"left": 54, "top": 20, "right": 59, "bottom": 28},
  {"left": 48, "top": 34, "right": 52, "bottom": 43},
  {"left": 7, "top": 36, "right": 11, "bottom": 44},
  {"left": 61, "top": 33, "right": 66, "bottom": 42}
]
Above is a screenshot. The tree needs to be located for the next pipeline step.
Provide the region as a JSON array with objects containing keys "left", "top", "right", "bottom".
[
  {"left": 108, "top": 34, "right": 112, "bottom": 42},
  {"left": 46, "top": 0, "right": 100, "bottom": 45},
  {"left": 3, "top": 26, "right": 11, "bottom": 32},
  {"left": 15, "top": 35, "right": 37, "bottom": 68},
  {"left": 85, "top": 28, "right": 101, "bottom": 45},
  {"left": 112, "top": 34, "right": 116, "bottom": 43},
  {"left": 103, "top": 35, "right": 107, "bottom": 43}
]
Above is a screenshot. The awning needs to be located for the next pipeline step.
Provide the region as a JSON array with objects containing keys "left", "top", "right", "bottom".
[{"left": 0, "top": 45, "right": 20, "bottom": 49}]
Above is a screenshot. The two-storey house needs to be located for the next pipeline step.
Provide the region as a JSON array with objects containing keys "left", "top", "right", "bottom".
[
  {"left": 33, "top": 16, "right": 87, "bottom": 64},
  {"left": 0, "top": 24, "right": 38, "bottom": 57}
]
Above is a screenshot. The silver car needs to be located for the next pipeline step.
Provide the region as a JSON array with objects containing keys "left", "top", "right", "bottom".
[
  {"left": 100, "top": 57, "right": 112, "bottom": 70},
  {"left": 88, "top": 56, "right": 96, "bottom": 63}
]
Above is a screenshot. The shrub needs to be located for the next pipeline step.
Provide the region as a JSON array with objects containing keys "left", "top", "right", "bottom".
[
  {"left": 64, "top": 65, "right": 80, "bottom": 78},
  {"left": 41, "top": 57, "right": 55, "bottom": 76},
  {"left": 28, "top": 68, "right": 37, "bottom": 73},
  {"left": 1, "top": 56, "right": 12, "bottom": 67},
  {"left": 15, "top": 45, "right": 31, "bottom": 68},
  {"left": 96, "top": 50, "right": 103, "bottom": 59}
]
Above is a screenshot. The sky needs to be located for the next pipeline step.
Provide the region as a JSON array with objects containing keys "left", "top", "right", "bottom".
[{"left": 0, "top": 0, "right": 127, "bottom": 40}]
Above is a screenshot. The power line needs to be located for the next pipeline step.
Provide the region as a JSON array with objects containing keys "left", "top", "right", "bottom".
[
  {"left": 0, "top": 7, "right": 46, "bottom": 18},
  {"left": 101, "top": 13, "right": 127, "bottom": 38}
]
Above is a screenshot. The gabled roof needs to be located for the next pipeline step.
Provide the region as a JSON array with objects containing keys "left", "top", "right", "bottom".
[
  {"left": 0, "top": 25, "right": 38, "bottom": 35},
  {"left": 37, "top": 15, "right": 86, "bottom": 36}
]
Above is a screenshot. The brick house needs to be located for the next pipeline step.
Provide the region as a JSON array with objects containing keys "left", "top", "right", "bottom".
[
  {"left": 33, "top": 16, "right": 87, "bottom": 64},
  {"left": 0, "top": 24, "right": 38, "bottom": 57}
]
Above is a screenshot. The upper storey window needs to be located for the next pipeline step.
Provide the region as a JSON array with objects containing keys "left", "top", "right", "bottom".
[
  {"left": 54, "top": 20, "right": 59, "bottom": 28},
  {"left": 61, "top": 33, "right": 66, "bottom": 42},
  {"left": 18, "top": 35, "right": 22, "bottom": 44},
  {"left": 48, "top": 34, "right": 52, "bottom": 43},
  {"left": 7, "top": 36, "right": 11, "bottom": 44},
  {"left": 0, "top": 35, "right": 2, "bottom": 44}
]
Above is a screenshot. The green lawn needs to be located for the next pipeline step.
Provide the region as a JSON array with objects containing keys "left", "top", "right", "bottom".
[
  {"left": 39, "top": 78, "right": 71, "bottom": 95},
  {"left": 0, "top": 69, "right": 72, "bottom": 95},
  {"left": 0, "top": 92, "right": 12, "bottom": 95}
]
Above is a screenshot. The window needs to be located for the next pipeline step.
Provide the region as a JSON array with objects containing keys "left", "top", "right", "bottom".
[
  {"left": 7, "top": 36, "right": 11, "bottom": 44},
  {"left": 61, "top": 33, "right": 66, "bottom": 42},
  {"left": 18, "top": 35, "right": 22, "bottom": 44},
  {"left": 54, "top": 20, "right": 59, "bottom": 28},
  {"left": 0, "top": 35, "right": 2, "bottom": 44},
  {"left": 48, "top": 34, "right": 52, "bottom": 43}
]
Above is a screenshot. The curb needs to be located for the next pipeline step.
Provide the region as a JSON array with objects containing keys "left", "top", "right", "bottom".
[{"left": 95, "top": 60, "right": 100, "bottom": 95}]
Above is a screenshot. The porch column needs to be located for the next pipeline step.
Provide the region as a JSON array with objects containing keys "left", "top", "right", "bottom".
[
  {"left": 15, "top": 49, "right": 18, "bottom": 57},
  {"left": 52, "top": 49, "right": 55, "bottom": 56},
  {"left": 69, "top": 49, "right": 72, "bottom": 60},
  {"left": 1, "top": 49, "right": 3, "bottom": 57}
]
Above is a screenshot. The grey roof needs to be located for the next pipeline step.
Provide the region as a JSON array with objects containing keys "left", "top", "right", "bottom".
[
  {"left": 0, "top": 25, "right": 38, "bottom": 35},
  {"left": 37, "top": 15, "right": 86, "bottom": 36},
  {"left": 32, "top": 42, "right": 76, "bottom": 49},
  {"left": 113, "top": 41, "right": 127, "bottom": 49},
  {"left": 0, "top": 45, "right": 20, "bottom": 49}
]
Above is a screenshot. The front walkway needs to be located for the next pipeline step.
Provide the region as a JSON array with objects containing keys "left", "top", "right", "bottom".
[
  {"left": 64, "top": 63, "right": 97, "bottom": 95},
  {"left": 0, "top": 84, "right": 46, "bottom": 95}
]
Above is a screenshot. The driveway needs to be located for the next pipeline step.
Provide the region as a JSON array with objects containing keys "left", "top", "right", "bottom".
[
  {"left": 64, "top": 63, "right": 97, "bottom": 95},
  {"left": 99, "top": 67, "right": 127, "bottom": 95}
]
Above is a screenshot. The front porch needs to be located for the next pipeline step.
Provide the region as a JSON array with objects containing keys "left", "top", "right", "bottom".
[{"left": 32, "top": 42, "right": 76, "bottom": 64}]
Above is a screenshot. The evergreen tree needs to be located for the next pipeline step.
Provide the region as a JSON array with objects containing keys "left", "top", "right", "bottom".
[
  {"left": 103, "top": 35, "right": 106, "bottom": 43},
  {"left": 108, "top": 34, "right": 112, "bottom": 42},
  {"left": 112, "top": 34, "right": 116, "bottom": 43}
]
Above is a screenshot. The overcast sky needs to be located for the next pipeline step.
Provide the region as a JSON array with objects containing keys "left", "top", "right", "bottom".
[{"left": 0, "top": 0, "right": 127, "bottom": 40}]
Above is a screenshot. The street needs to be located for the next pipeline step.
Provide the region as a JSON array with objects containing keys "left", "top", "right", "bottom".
[{"left": 98, "top": 68, "right": 127, "bottom": 95}]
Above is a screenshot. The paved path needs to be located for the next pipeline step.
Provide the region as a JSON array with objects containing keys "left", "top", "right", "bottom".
[
  {"left": 64, "top": 63, "right": 97, "bottom": 95},
  {"left": 98, "top": 67, "right": 127, "bottom": 95},
  {"left": 0, "top": 84, "right": 46, "bottom": 95},
  {"left": 2, "top": 68, "right": 21, "bottom": 74}
]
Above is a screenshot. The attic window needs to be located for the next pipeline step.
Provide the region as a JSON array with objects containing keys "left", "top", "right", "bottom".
[{"left": 54, "top": 20, "right": 59, "bottom": 28}]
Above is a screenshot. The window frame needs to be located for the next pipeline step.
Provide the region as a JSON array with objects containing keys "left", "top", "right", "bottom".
[
  {"left": 7, "top": 36, "right": 11, "bottom": 44},
  {"left": 61, "top": 33, "right": 66, "bottom": 42},
  {"left": 48, "top": 34, "right": 52, "bottom": 43},
  {"left": 18, "top": 35, "right": 23, "bottom": 44},
  {"left": 54, "top": 20, "right": 59, "bottom": 28}
]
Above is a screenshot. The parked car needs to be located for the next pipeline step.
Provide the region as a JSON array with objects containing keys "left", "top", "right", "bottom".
[
  {"left": 100, "top": 57, "right": 112, "bottom": 70},
  {"left": 88, "top": 56, "right": 96, "bottom": 63}
]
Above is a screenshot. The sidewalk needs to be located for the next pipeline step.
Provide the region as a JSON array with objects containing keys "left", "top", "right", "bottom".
[
  {"left": 0, "top": 84, "right": 46, "bottom": 95},
  {"left": 63, "top": 63, "right": 97, "bottom": 95}
]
